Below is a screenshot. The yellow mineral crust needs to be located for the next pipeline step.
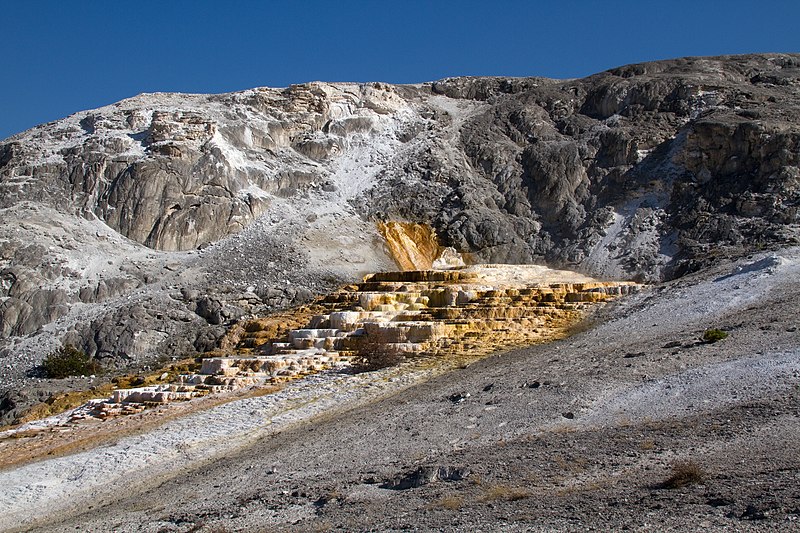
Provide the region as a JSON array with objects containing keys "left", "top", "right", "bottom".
[{"left": 377, "top": 221, "right": 443, "bottom": 271}]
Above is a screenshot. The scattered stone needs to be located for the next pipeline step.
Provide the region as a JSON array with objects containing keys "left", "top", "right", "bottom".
[
  {"left": 624, "top": 352, "right": 647, "bottom": 358},
  {"left": 381, "top": 466, "right": 470, "bottom": 490},
  {"left": 448, "top": 392, "right": 471, "bottom": 404},
  {"left": 740, "top": 504, "right": 768, "bottom": 520},
  {"left": 706, "top": 496, "right": 734, "bottom": 507}
]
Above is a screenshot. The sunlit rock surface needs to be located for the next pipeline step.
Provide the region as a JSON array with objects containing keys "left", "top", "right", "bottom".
[{"left": 2, "top": 53, "right": 799, "bottom": 424}]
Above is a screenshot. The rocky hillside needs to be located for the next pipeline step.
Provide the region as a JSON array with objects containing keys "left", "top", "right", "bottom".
[{"left": 1, "top": 54, "right": 799, "bottom": 393}]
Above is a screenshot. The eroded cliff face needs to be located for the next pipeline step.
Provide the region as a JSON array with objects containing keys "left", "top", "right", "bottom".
[
  {"left": 357, "top": 55, "right": 800, "bottom": 280},
  {"left": 0, "top": 54, "right": 799, "bottom": 386},
  {"left": 0, "top": 83, "right": 422, "bottom": 251}
]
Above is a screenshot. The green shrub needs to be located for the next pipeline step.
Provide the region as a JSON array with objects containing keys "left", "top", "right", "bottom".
[
  {"left": 41, "top": 345, "right": 101, "bottom": 378},
  {"left": 702, "top": 328, "right": 728, "bottom": 343}
]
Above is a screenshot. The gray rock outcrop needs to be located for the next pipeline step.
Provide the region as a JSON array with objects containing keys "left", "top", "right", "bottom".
[
  {"left": 358, "top": 55, "right": 800, "bottom": 279},
  {"left": 0, "top": 54, "right": 798, "bottom": 413}
]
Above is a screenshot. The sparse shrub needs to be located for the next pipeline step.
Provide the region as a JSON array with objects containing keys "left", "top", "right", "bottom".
[
  {"left": 640, "top": 439, "right": 656, "bottom": 451},
  {"left": 350, "top": 336, "right": 405, "bottom": 373},
  {"left": 480, "top": 484, "right": 531, "bottom": 502},
  {"left": 436, "top": 495, "right": 464, "bottom": 510},
  {"left": 702, "top": 328, "right": 728, "bottom": 343},
  {"left": 40, "top": 344, "right": 100, "bottom": 378},
  {"left": 661, "top": 460, "right": 706, "bottom": 489}
]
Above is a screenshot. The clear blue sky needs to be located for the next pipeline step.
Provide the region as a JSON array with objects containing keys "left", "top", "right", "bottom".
[{"left": 2, "top": 0, "right": 798, "bottom": 140}]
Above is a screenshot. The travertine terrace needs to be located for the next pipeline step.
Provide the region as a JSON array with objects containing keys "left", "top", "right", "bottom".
[
  {"left": 22, "top": 263, "right": 636, "bottom": 425},
  {"left": 215, "top": 263, "right": 637, "bottom": 373}
]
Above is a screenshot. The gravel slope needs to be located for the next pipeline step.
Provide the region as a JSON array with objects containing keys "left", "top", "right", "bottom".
[{"left": 3, "top": 247, "right": 800, "bottom": 532}]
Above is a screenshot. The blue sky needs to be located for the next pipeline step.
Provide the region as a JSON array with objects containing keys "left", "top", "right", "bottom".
[{"left": 2, "top": 0, "right": 798, "bottom": 140}]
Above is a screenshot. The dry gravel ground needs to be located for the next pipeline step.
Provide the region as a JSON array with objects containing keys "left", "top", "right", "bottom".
[{"left": 4, "top": 248, "right": 800, "bottom": 532}]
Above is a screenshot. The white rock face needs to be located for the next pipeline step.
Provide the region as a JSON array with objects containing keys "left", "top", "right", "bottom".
[
  {"left": 0, "top": 82, "right": 426, "bottom": 253},
  {"left": 0, "top": 82, "right": 434, "bottom": 384}
]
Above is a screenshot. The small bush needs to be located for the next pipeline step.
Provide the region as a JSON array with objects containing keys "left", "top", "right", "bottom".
[
  {"left": 640, "top": 439, "right": 656, "bottom": 451},
  {"left": 436, "top": 495, "right": 464, "bottom": 510},
  {"left": 350, "top": 336, "right": 405, "bottom": 373},
  {"left": 702, "top": 328, "right": 728, "bottom": 343},
  {"left": 41, "top": 345, "right": 100, "bottom": 378},
  {"left": 661, "top": 460, "right": 706, "bottom": 489},
  {"left": 480, "top": 484, "right": 531, "bottom": 502}
]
